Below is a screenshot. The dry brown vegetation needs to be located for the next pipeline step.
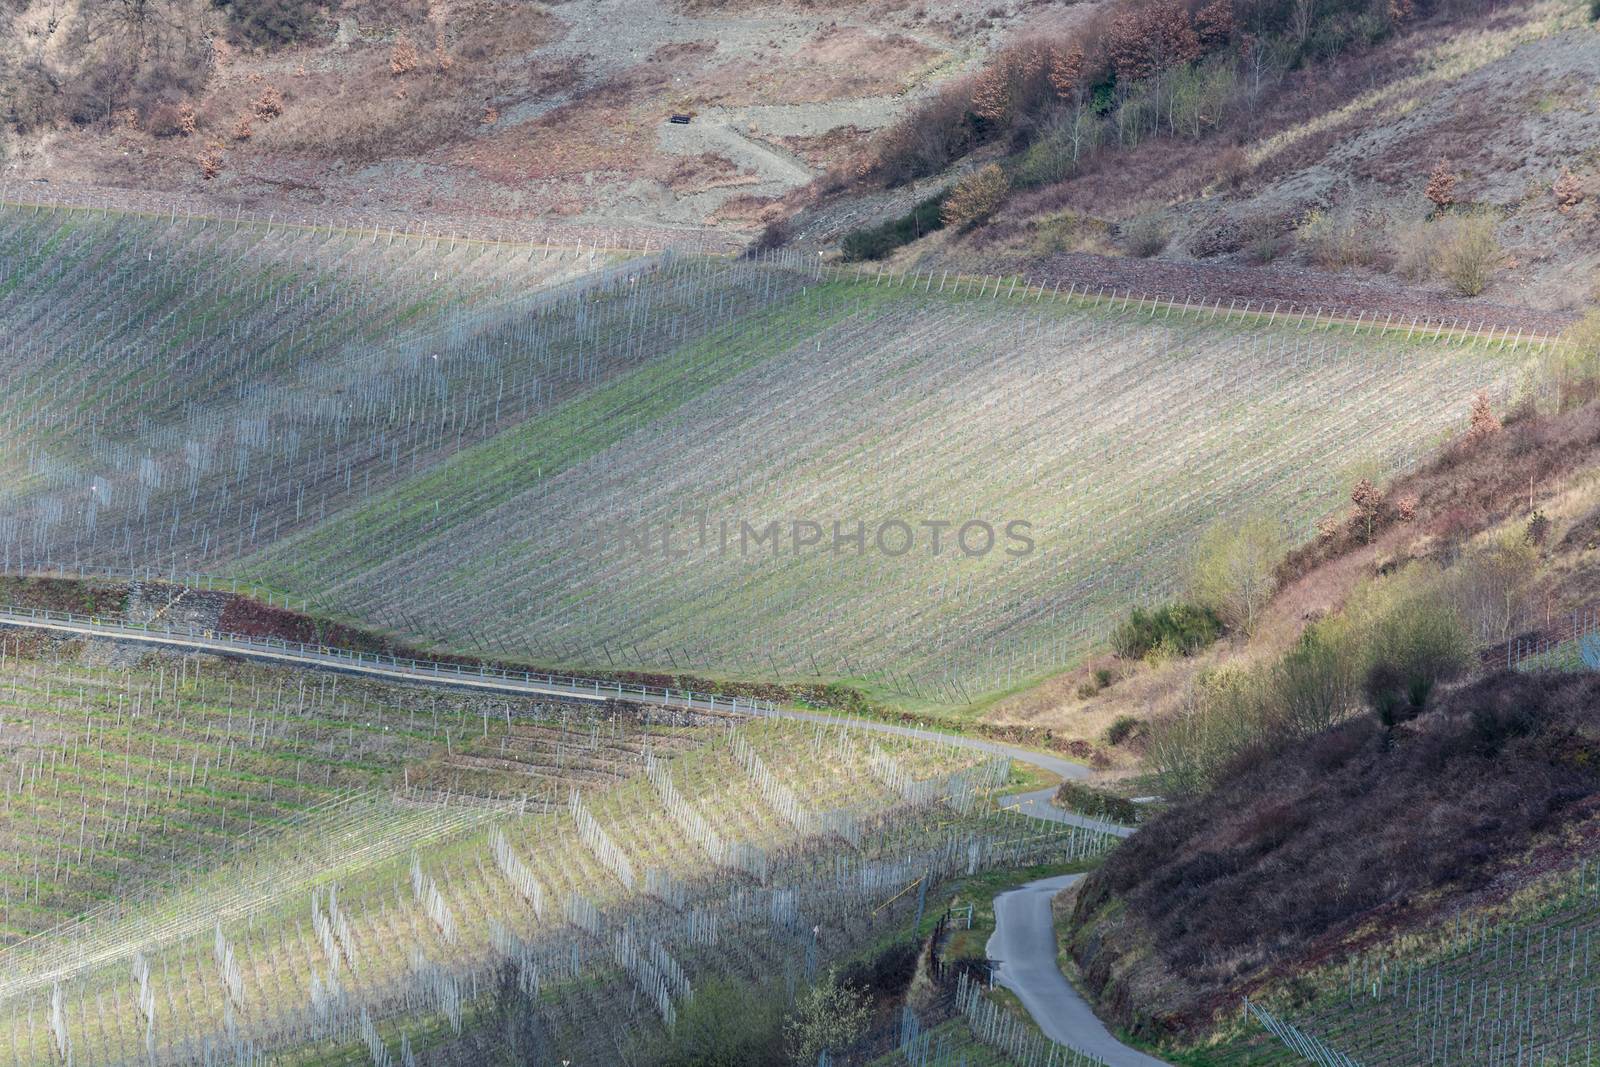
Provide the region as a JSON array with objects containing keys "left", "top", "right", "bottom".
[
  {"left": 1071, "top": 669, "right": 1600, "bottom": 1034},
  {"left": 940, "top": 163, "right": 1009, "bottom": 228},
  {"left": 852, "top": 0, "right": 1480, "bottom": 196},
  {"left": 803, "top": 0, "right": 1592, "bottom": 311}
]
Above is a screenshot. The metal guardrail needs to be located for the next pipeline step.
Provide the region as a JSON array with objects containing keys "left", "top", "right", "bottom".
[{"left": 0, "top": 605, "right": 775, "bottom": 716}]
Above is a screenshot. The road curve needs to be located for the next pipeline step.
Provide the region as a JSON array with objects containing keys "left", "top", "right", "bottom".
[{"left": 987, "top": 874, "right": 1171, "bottom": 1066}]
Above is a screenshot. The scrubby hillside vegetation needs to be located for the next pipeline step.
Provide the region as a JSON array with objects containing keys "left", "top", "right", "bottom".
[
  {"left": 1073, "top": 669, "right": 1600, "bottom": 1052},
  {"left": 0, "top": 0, "right": 1046, "bottom": 228},
  {"left": 1027, "top": 348, "right": 1600, "bottom": 1060},
  {"left": 789, "top": 0, "right": 1598, "bottom": 309}
]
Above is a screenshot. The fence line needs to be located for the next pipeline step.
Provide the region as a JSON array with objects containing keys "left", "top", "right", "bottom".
[
  {"left": 954, "top": 971, "right": 1113, "bottom": 1066},
  {"left": 0, "top": 604, "right": 773, "bottom": 716},
  {"left": 1244, "top": 999, "right": 1365, "bottom": 1067},
  {"left": 0, "top": 182, "right": 740, "bottom": 256},
  {"left": 848, "top": 261, "right": 1566, "bottom": 351}
]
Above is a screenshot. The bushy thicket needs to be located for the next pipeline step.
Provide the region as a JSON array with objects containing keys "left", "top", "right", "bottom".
[
  {"left": 1072, "top": 669, "right": 1600, "bottom": 1015},
  {"left": 214, "top": 0, "right": 326, "bottom": 49},
  {"left": 2, "top": 0, "right": 214, "bottom": 133},
  {"left": 940, "top": 163, "right": 1010, "bottom": 229},
  {"left": 1056, "top": 780, "right": 1143, "bottom": 824},
  {"left": 1111, "top": 603, "right": 1223, "bottom": 660},
  {"left": 1143, "top": 563, "right": 1474, "bottom": 796},
  {"left": 658, "top": 979, "right": 786, "bottom": 1067},
  {"left": 840, "top": 190, "right": 949, "bottom": 261}
]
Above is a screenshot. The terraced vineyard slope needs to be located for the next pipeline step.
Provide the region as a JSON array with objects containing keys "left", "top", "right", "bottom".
[
  {"left": 0, "top": 639, "right": 1097, "bottom": 1065},
  {"left": 0, "top": 203, "right": 1529, "bottom": 701}
]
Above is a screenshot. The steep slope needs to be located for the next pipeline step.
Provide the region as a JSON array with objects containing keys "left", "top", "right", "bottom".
[
  {"left": 0, "top": 202, "right": 1534, "bottom": 707},
  {"left": 1067, "top": 669, "right": 1600, "bottom": 1057},
  {"left": 793, "top": 0, "right": 1598, "bottom": 311}
]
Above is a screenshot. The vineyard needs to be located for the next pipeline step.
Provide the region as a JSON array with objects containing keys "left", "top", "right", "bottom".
[
  {"left": 0, "top": 636, "right": 1110, "bottom": 1065},
  {"left": 243, "top": 271, "right": 1520, "bottom": 700},
  {"left": 0, "top": 202, "right": 1528, "bottom": 702},
  {"left": 1215, "top": 867, "right": 1600, "bottom": 1066}
]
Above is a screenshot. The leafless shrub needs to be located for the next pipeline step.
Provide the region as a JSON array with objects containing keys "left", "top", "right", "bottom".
[
  {"left": 1296, "top": 204, "right": 1389, "bottom": 271},
  {"left": 1214, "top": 145, "right": 1250, "bottom": 189},
  {"left": 1391, "top": 218, "right": 1442, "bottom": 282},
  {"left": 1435, "top": 212, "right": 1501, "bottom": 297},
  {"left": 941, "top": 164, "right": 1011, "bottom": 229},
  {"left": 1121, "top": 214, "right": 1171, "bottom": 257},
  {"left": 1241, "top": 213, "right": 1285, "bottom": 264}
]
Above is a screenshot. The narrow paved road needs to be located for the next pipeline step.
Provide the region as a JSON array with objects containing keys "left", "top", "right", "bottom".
[
  {"left": 987, "top": 874, "right": 1171, "bottom": 1066},
  {"left": 999, "top": 785, "right": 1133, "bottom": 838}
]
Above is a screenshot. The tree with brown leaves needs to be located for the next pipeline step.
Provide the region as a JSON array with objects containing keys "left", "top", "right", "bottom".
[
  {"left": 1426, "top": 160, "right": 1457, "bottom": 210},
  {"left": 177, "top": 101, "right": 197, "bottom": 137},
  {"left": 391, "top": 36, "right": 420, "bottom": 77},
  {"left": 1108, "top": 3, "right": 1201, "bottom": 82},
  {"left": 1048, "top": 45, "right": 1085, "bottom": 101},
  {"left": 1195, "top": 0, "right": 1234, "bottom": 47},
  {"left": 198, "top": 141, "right": 225, "bottom": 180},
  {"left": 1468, "top": 390, "right": 1501, "bottom": 440},
  {"left": 233, "top": 116, "right": 254, "bottom": 141},
  {"left": 1396, "top": 494, "right": 1419, "bottom": 523},
  {"left": 1351, "top": 478, "right": 1382, "bottom": 543},
  {"left": 970, "top": 62, "right": 1013, "bottom": 124},
  {"left": 252, "top": 87, "right": 284, "bottom": 121},
  {"left": 1554, "top": 169, "right": 1585, "bottom": 212}
]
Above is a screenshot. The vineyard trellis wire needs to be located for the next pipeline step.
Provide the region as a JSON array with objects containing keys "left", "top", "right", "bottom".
[
  {"left": 953, "top": 971, "right": 1113, "bottom": 1067},
  {"left": 1233, "top": 861, "right": 1600, "bottom": 1066}
]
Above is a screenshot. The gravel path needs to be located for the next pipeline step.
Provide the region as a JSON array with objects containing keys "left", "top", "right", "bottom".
[{"left": 987, "top": 874, "right": 1172, "bottom": 1066}]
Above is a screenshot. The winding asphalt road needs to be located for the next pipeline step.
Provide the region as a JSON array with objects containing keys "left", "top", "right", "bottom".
[{"left": 987, "top": 874, "right": 1171, "bottom": 1066}]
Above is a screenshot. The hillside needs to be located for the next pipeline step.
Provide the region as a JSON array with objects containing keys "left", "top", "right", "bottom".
[
  {"left": 0, "top": 631, "right": 1072, "bottom": 1065},
  {"left": 4, "top": 0, "right": 1600, "bottom": 1060},
  {"left": 0, "top": 0, "right": 1077, "bottom": 232},
  {"left": 784, "top": 0, "right": 1599, "bottom": 311},
  {"left": 0, "top": 201, "right": 1538, "bottom": 711},
  {"left": 1067, "top": 669, "right": 1600, "bottom": 1059}
]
